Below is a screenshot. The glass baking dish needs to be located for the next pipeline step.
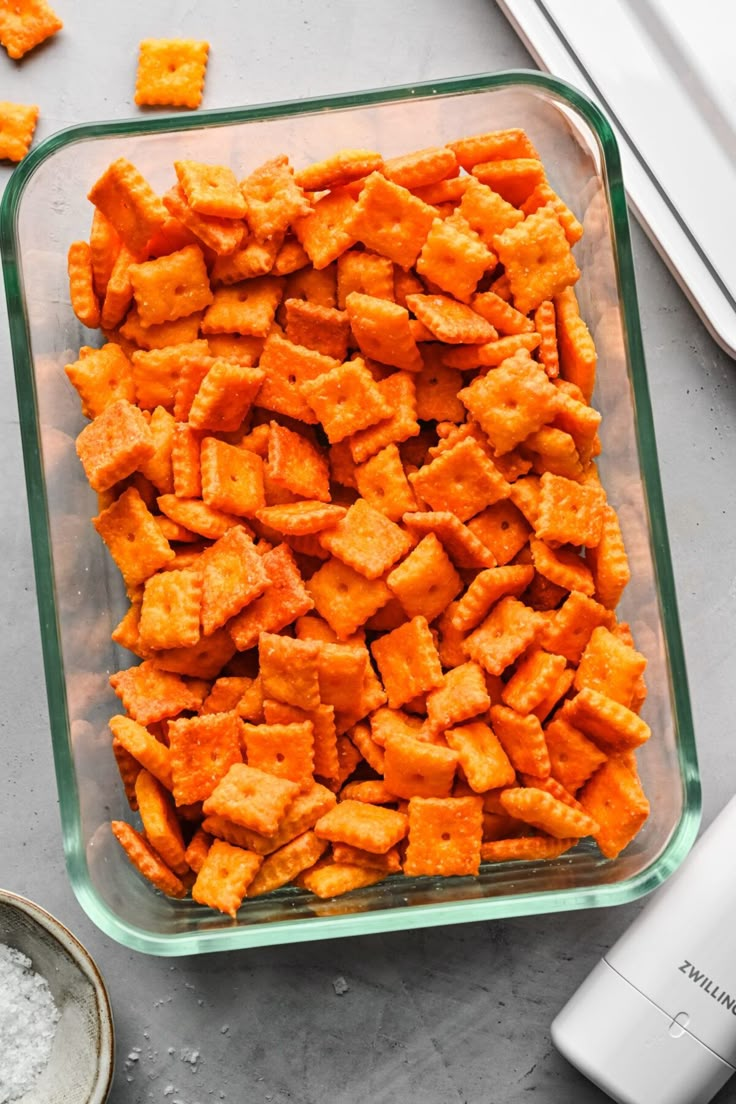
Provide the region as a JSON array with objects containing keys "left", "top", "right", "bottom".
[{"left": 0, "top": 71, "right": 700, "bottom": 955}]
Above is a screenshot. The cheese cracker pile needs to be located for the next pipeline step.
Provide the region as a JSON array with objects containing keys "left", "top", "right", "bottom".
[{"left": 65, "top": 131, "right": 650, "bottom": 917}]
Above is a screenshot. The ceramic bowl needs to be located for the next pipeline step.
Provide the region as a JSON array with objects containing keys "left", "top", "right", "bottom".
[{"left": 0, "top": 889, "right": 114, "bottom": 1103}]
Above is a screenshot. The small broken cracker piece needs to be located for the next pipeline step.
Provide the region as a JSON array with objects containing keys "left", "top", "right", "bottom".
[
  {"left": 111, "top": 821, "right": 186, "bottom": 898},
  {"left": 135, "top": 38, "right": 210, "bottom": 109},
  {"left": 184, "top": 827, "right": 213, "bottom": 873},
  {"left": 192, "top": 839, "right": 262, "bottom": 917},
  {"left": 403, "top": 796, "right": 483, "bottom": 877}
]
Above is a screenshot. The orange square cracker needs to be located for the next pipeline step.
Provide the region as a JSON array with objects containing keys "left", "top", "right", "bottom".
[{"left": 135, "top": 39, "right": 210, "bottom": 109}]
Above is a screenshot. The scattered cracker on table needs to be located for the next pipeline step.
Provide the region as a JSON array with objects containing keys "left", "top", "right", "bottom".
[
  {"left": 135, "top": 38, "right": 210, "bottom": 110},
  {"left": 63, "top": 129, "right": 653, "bottom": 915},
  {"left": 0, "top": 102, "right": 39, "bottom": 163},
  {"left": 0, "top": 0, "right": 62, "bottom": 60}
]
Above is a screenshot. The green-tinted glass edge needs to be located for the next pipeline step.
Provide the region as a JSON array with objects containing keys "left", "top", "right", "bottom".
[{"left": 0, "top": 69, "right": 700, "bottom": 956}]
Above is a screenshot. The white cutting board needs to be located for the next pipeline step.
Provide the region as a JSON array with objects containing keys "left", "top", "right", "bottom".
[{"left": 499, "top": 0, "right": 736, "bottom": 358}]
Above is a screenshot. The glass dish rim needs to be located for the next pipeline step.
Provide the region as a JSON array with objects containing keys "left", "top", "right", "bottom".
[{"left": 0, "top": 68, "right": 700, "bottom": 955}]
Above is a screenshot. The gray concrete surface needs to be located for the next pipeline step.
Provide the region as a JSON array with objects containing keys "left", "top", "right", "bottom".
[{"left": 2, "top": 2, "right": 735, "bottom": 1101}]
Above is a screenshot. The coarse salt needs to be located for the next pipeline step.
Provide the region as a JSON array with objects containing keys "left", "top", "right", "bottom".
[{"left": 0, "top": 943, "right": 60, "bottom": 1104}]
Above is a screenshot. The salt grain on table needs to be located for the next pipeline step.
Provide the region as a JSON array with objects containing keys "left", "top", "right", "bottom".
[{"left": 0, "top": 943, "right": 60, "bottom": 1103}]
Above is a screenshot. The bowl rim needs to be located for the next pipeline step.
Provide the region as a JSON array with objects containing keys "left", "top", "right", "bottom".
[
  {"left": 0, "top": 68, "right": 701, "bottom": 955},
  {"left": 0, "top": 887, "right": 115, "bottom": 1102}
]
